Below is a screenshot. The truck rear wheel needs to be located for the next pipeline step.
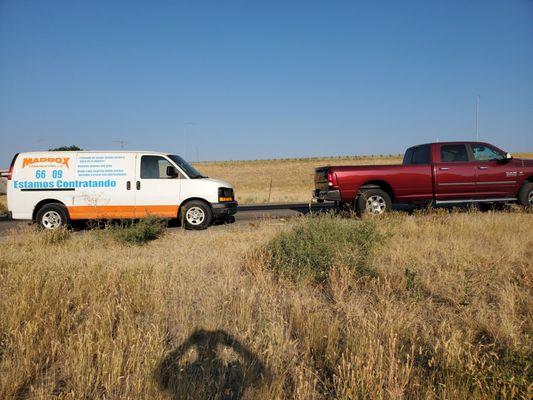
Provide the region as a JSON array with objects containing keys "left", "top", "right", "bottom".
[
  {"left": 36, "top": 203, "right": 69, "bottom": 230},
  {"left": 517, "top": 182, "right": 533, "bottom": 208},
  {"left": 181, "top": 200, "right": 212, "bottom": 230},
  {"left": 356, "top": 189, "right": 392, "bottom": 216}
]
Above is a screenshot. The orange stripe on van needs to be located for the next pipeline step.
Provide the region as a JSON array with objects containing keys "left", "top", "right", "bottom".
[{"left": 67, "top": 205, "right": 179, "bottom": 220}]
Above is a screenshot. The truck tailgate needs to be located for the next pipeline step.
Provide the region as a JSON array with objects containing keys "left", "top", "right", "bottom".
[{"left": 314, "top": 167, "right": 330, "bottom": 191}]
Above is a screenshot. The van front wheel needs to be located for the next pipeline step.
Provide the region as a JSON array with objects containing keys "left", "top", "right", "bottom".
[
  {"left": 181, "top": 200, "right": 212, "bottom": 230},
  {"left": 36, "top": 203, "right": 69, "bottom": 230}
]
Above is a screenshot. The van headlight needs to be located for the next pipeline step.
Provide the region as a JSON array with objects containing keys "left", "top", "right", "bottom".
[{"left": 218, "top": 187, "right": 234, "bottom": 202}]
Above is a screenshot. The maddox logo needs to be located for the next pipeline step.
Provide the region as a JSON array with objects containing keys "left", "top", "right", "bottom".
[{"left": 22, "top": 157, "right": 70, "bottom": 168}]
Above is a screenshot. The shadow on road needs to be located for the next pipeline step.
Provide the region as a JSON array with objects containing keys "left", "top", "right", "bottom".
[{"left": 154, "top": 329, "right": 271, "bottom": 400}]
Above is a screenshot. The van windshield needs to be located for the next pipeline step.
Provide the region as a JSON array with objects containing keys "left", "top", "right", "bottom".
[{"left": 168, "top": 155, "right": 206, "bottom": 179}]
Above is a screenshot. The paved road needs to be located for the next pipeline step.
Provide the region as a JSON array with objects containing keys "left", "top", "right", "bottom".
[{"left": 0, "top": 203, "right": 334, "bottom": 237}]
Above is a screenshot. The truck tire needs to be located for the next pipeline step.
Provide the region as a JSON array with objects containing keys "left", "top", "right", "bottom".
[
  {"left": 181, "top": 200, "right": 212, "bottom": 230},
  {"left": 36, "top": 203, "right": 70, "bottom": 230},
  {"left": 517, "top": 182, "right": 533, "bottom": 208},
  {"left": 356, "top": 189, "right": 392, "bottom": 216}
]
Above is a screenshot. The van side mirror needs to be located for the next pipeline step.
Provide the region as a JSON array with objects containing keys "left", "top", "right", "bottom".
[
  {"left": 505, "top": 152, "right": 513, "bottom": 160},
  {"left": 166, "top": 165, "right": 179, "bottom": 177}
]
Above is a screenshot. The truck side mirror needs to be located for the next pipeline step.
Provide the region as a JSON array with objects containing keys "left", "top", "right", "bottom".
[
  {"left": 166, "top": 165, "right": 179, "bottom": 177},
  {"left": 505, "top": 152, "right": 513, "bottom": 160}
]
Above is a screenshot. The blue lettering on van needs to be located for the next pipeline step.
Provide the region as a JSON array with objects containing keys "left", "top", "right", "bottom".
[
  {"left": 13, "top": 180, "right": 117, "bottom": 189},
  {"left": 14, "top": 180, "right": 55, "bottom": 189},
  {"left": 57, "top": 180, "right": 117, "bottom": 188}
]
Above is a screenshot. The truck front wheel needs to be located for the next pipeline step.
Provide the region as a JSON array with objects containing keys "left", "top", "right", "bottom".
[
  {"left": 356, "top": 189, "right": 392, "bottom": 216},
  {"left": 517, "top": 182, "right": 533, "bottom": 208}
]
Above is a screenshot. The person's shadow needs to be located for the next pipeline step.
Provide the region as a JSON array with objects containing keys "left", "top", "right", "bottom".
[{"left": 155, "top": 329, "right": 271, "bottom": 400}]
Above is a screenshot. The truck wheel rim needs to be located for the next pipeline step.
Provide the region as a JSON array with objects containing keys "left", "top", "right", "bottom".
[
  {"left": 529, "top": 190, "right": 533, "bottom": 205},
  {"left": 366, "top": 195, "right": 386, "bottom": 214},
  {"left": 42, "top": 211, "right": 62, "bottom": 229},
  {"left": 186, "top": 207, "right": 205, "bottom": 225}
]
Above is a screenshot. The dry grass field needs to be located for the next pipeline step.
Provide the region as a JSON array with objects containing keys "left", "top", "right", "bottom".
[
  {"left": 1, "top": 153, "right": 532, "bottom": 206},
  {"left": 1, "top": 209, "right": 532, "bottom": 399},
  {"left": 195, "top": 153, "right": 533, "bottom": 204},
  {"left": 194, "top": 155, "right": 402, "bottom": 204},
  {"left": 0, "top": 195, "right": 7, "bottom": 214}
]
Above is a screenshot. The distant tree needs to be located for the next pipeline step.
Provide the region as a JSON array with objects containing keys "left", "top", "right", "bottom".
[{"left": 49, "top": 145, "right": 82, "bottom": 151}]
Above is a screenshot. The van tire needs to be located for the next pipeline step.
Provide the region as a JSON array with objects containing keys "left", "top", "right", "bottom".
[
  {"left": 36, "top": 203, "right": 69, "bottom": 230},
  {"left": 181, "top": 200, "right": 212, "bottom": 230},
  {"left": 517, "top": 182, "right": 533, "bottom": 208},
  {"left": 356, "top": 189, "right": 392, "bottom": 216}
]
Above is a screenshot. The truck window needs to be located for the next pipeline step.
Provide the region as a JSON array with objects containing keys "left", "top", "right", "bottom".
[
  {"left": 440, "top": 144, "right": 468, "bottom": 162},
  {"left": 141, "top": 156, "right": 173, "bottom": 179},
  {"left": 402, "top": 148, "right": 413, "bottom": 165},
  {"left": 411, "top": 145, "right": 430, "bottom": 164},
  {"left": 471, "top": 144, "right": 504, "bottom": 161},
  {"left": 403, "top": 145, "right": 430, "bottom": 165}
]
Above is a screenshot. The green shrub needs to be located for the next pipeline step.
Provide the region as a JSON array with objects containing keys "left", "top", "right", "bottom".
[
  {"left": 264, "top": 214, "right": 385, "bottom": 282},
  {"left": 107, "top": 217, "right": 166, "bottom": 245}
]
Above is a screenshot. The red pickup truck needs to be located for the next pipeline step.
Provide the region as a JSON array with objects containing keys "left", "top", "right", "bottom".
[{"left": 314, "top": 142, "right": 533, "bottom": 214}]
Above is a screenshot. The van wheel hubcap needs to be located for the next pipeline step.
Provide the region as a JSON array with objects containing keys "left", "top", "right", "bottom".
[
  {"left": 366, "top": 195, "right": 386, "bottom": 215},
  {"left": 42, "top": 211, "right": 62, "bottom": 229},
  {"left": 186, "top": 207, "right": 205, "bottom": 225},
  {"left": 528, "top": 190, "right": 533, "bottom": 205}
]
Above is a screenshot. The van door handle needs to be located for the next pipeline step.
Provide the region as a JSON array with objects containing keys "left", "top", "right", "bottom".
[
  {"left": 439, "top": 167, "right": 449, "bottom": 171},
  {"left": 478, "top": 166, "right": 489, "bottom": 170},
  {"left": 136, "top": 181, "right": 141, "bottom": 190},
  {"left": 127, "top": 181, "right": 131, "bottom": 190}
]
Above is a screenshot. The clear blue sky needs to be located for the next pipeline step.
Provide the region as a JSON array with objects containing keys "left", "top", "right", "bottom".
[{"left": 1, "top": 0, "right": 532, "bottom": 166}]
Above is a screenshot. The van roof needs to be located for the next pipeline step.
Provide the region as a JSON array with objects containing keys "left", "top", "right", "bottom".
[{"left": 18, "top": 150, "right": 172, "bottom": 156}]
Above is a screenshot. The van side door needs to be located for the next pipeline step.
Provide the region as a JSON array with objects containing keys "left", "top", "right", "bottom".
[
  {"left": 134, "top": 154, "right": 181, "bottom": 218},
  {"left": 70, "top": 153, "right": 137, "bottom": 219},
  {"left": 433, "top": 144, "right": 478, "bottom": 200}
]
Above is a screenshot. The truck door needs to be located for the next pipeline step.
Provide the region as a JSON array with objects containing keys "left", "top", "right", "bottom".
[
  {"left": 470, "top": 143, "right": 520, "bottom": 198},
  {"left": 434, "top": 144, "right": 478, "bottom": 200},
  {"left": 135, "top": 154, "right": 181, "bottom": 218},
  {"left": 70, "top": 152, "right": 137, "bottom": 219}
]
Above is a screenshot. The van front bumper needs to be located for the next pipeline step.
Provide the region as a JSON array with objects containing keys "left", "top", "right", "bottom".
[
  {"left": 313, "top": 189, "right": 341, "bottom": 202},
  {"left": 212, "top": 201, "right": 238, "bottom": 218}
]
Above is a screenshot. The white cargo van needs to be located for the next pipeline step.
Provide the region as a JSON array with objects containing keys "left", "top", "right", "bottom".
[{"left": 6, "top": 151, "right": 237, "bottom": 230}]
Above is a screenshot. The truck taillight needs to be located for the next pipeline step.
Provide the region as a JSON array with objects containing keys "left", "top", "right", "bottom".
[{"left": 327, "top": 170, "right": 339, "bottom": 187}]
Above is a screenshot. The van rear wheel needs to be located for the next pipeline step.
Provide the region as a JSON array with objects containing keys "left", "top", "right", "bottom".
[
  {"left": 36, "top": 203, "right": 69, "bottom": 230},
  {"left": 181, "top": 200, "right": 212, "bottom": 230}
]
